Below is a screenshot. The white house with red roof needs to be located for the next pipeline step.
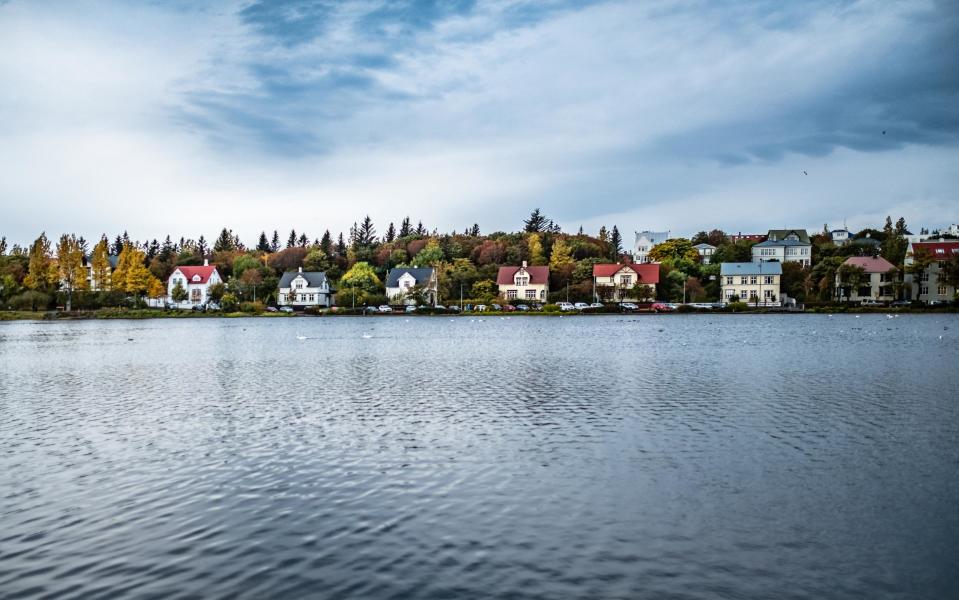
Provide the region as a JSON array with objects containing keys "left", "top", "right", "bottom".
[
  {"left": 835, "top": 256, "right": 897, "bottom": 303},
  {"left": 167, "top": 260, "right": 222, "bottom": 308},
  {"left": 592, "top": 263, "right": 659, "bottom": 302},
  {"left": 497, "top": 261, "right": 549, "bottom": 302},
  {"left": 904, "top": 240, "right": 959, "bottom": 303}
]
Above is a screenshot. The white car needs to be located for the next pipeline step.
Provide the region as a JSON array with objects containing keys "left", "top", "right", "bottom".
[
  {"left": 620, "top": 302, "right": 638, "bottom": 311},
  {"left": 589, "top": 302, "right": 603, "bottom": 309},
  {"left": 573, "top": 302, "right": 590, "bottom": 310},
  {"left": 557, "top": 302, "right": 576, "bottom": 311},
  {"left": 474, "top": 304, "right": 488, "bottom": 312},
  {"left": 279, "top": 306, "right": 294, "bottom": 313},
  {"left": 377, "top": 305, "right": 393, "bottom": 313}
]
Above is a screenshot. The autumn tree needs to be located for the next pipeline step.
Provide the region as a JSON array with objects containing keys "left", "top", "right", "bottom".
[
  {"left": 527, "top": 233, "right": 546, "bottom": 266},
  {"left": 413, "top": 239, "right": 444, "bottom": 266},
  {"left": 24, "top": 232, "right": 57, "bottom": 292},
  {"left": 112, "top": 244, "right": 160, "bottom": 297},
  {"left": 56, "top": 234, "right": 88, "bottom": 311},
  {"left": 549, "top": 237, "right": 575, "bottom": 287}
]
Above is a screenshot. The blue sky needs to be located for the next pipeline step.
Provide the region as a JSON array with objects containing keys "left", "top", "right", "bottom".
[{"left": 1, "top": 0, "right": 957, "bottom": 245}]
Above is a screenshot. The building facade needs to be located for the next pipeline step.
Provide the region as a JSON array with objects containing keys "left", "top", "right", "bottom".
[
  {"left": 720, "top": 262, "right": 782, "bottom": 306},
  {"left": 497, "top": 261, "right": 549, "bottom": 302},
  {"left": 632, "top": 230, "right": 670, "bottom": 264},
  {"left": 693, "top": 243, "right": 716, "bottom": 262},
  {"left": 752, "top": 229, "right": 812, "bottom": 267},
  {"left": 385, "top": 267, "right": 438, "bottom": 306},
  {"left": 167, "top": 261, "right": 222, "bottom": 308},
  {"left": 904, "top": 241, "right": 959, "bottom": 303},
  {"left": 279, "top": 268, "right": 334, "bottom": 307},
  {"left": 835, "top": 256, "right": 897, "bottom": 303},
  {"left": 592, "top": 263, "right": 659, "bottom": 302}
]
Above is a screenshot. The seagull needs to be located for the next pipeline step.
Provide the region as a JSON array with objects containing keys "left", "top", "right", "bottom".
[
  {"left": 802, "top": 170, "right": 808, "bottom": 175},
  {"left": 362, "top": 334, "right": 372, "bottom": 339}
]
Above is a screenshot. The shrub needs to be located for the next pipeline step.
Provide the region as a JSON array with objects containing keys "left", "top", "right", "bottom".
[
  {"left": 542, "top": 303, "right": 561, "bottom": 313},
  {"left": 726, "top": 301, "right": 748, "bottom": 312},
  {"left": 220, "top": 292, "right": 239, "bottom": 312},
  {"left": 8, "top": 291, "right": 52, "bottom": 311}
]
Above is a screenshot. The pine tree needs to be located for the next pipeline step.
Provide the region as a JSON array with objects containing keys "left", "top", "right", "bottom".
[
  {"left": 160, "top": 236, "right": 174, "bottom": 261},
  {"left": 399, "top": 217, "right": 412, "bottom": 238},
  {"left": 0, "top": 236, "right": 7, "bottom": 256},
  {"left": 197, "top": 235, "right": 208, "bottom": 257},
  {"left": 336, "top": 233, "right": 346, "bottom": 255},
  {"left": 357, "top": 215, "right": 376, "bottom": 245},
  {"left": 415, "top": 221, "right": 425, "bottom": 236},
  {"left": 470, "top": 223, "right": 480, "bottom": 237},
  {"left": 598, "top": 226, "right": 608, "bottom": 243},
  {"left": 146, "top": 239, "right": 160, "bottom": 263},
  {"left": 610, "top": 226, "right": 622, "bottom": 260},
  {"left": 257, "top": 232, "right": 271, "bottom": 253},
  {"left": 320, "top": 230, "right": 332, "bottom": 255},
  {"left": 385, "top": 222, "right": 396, "bottom": 243},
  {"left": 271, "top": 230, "right": 280, "bottom": 252},
  {"left": 214, "top": 228, "right": 235, "bottom": 252},
  {"left": 287, "top": 229, "right": 297, "bottom": 248},
  {"left": 298, "top": 233, "right": 308, "bottom": 247},
  {"left": 112, "top": 235, "right": 124, "bottom": 255},
  {"left": 524, "top": 208, "right": 549, "bottom": 233}
]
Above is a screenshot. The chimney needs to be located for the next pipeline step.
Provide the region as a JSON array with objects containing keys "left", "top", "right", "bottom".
[
  {"left": 298, "top": 266, "right": 303, "bottom": 273},
  {"left": 203, "top": 259, "right": 209, "bottom": 266},
  {"left": 522, "top": 260, "right": 527, "bottom": 268}
]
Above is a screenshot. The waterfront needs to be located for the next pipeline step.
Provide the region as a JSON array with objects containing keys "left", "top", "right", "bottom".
[{"left": 1, "top": 315, "right": 957, "bottom": 599}]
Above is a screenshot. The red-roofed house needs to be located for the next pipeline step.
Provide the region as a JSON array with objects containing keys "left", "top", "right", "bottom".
[
  {"left": 905, "top": 241, "right": 959, "bottom": 303},
  {"left": 497, "top": 261, "right": 549, "bottom": 302},
  {"left": 835, "top": 256, "right": 897, "bottom": 303},
  {"left": 592, "top": 263, "right": 660, "bottom": 302},
  {"left": 167, "top": 260, "right": 222, "bottom": 307}
]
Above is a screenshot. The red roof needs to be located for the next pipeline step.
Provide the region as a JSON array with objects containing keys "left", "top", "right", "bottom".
[
  {"left": 592, "top": 262, "right": 660, "bottom": 284},
  {"left": 913, "top": 241, "right": 959, "bottom": 258},
  {"left": 842, "top": 256, "right": 896, "bottom": 273},
  {"left": 497, "top": 265, "right": 549, "bottom": 285},
  {"left": 171, "top": 265, "right": 218, "bottom": 284}
]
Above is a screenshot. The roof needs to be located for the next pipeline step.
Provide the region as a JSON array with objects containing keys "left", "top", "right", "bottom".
[
  {"left": 385, "top": 267, "right": 435, "bottom": 288},
  {"left": 635, "top": 231, "right": 670, "bottom": 242},
  {"left": 279, "top": 270, "right": 328, "bottom": 288},
  {"left": 912, "top": 241, "right": 959, "bottom": 257},
  {"left": 842, "top": 256, "right": 896, "bottom": 273},
  {"left": 171, "top": 265, "right": 218, "bottom": 284},
  {"left": 720, "top": 262, "right": 783, "bottom": 276},
  {"left": 497, "top": 265, "right": 549, "bottom": 285},
  {"left": 729, "top": 233, "right": 767, "bottom": 242},
  {"left": 766, "top": 229, "right": 810, "bottom": 243},
  {"left": 754, "top": 238, "right": 810, "bottom": 248},
  {"left": 592, "top": 262, "right": 660, "bottom": 284},
  {"left": 693, "top": 243, "right": 716, "bottom": 250}
]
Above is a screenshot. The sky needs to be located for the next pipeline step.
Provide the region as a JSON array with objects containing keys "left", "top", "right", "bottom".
[{"left": 1, "top": 0, "right": 957, "bottom": 247}]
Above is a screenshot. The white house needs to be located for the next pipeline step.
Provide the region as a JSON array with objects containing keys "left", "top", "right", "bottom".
[
  {"left": 693, "top": 243, "right": 716, "bottom": 263},
  {"left": 752, "top": 229, "right": 812, "bottom": 267},
  {"left": 497, "top": 261, "right": 549, "bottom": 302},
  {"left": 633, "top": 230, "right": 670, "bottom": 263},
  {"left": 830, "top": 229, "right": 851, "bottom": 246},
  {"left": 279, "top": 267, "right": 334, "bottom": 308},
  {"left": 385, "top": 267, "right": 438, "bottom": 305},
  {"left": 167, "top": 260, "right": 222, "bottom": 307},
  {"left": 720, "top": 262, "right": 782, "bottom": 306}
]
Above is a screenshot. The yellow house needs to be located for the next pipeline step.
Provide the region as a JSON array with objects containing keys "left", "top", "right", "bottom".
[
  {"left": 720, "top": 262, "right": 782, "bottom": 306},
  {"left": 497, "top": 261, "right": 549, "bottom": 302}
]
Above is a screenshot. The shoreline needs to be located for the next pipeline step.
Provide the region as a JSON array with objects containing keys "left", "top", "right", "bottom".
[{"left": 2, "top": 307, "right": 956, "bottom": 322}]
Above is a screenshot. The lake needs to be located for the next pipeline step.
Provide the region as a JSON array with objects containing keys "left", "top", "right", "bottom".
[{"left": 1, "top": 314, "right": 957, "bottom": 599}]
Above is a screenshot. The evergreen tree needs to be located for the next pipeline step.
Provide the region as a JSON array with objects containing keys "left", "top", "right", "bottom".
[
  {"left": 385, "top": 222, "right": 396, "bottom": 243},
  {"left": 271, "top": 230, "right": 280, "bottom": 252},
  {"left": 415, "top": 221, "right": 425, "bottom": 236},
  {"left": 356, "top": 215, "right": 376, "bottom": 246},
  {"left": 160, "top": 236, "right": 174, "bottom": 261},
  {"left": 298, "top": 233, "right": 308, "bottom": 247},
  {"left": 146, "top": 239, "right": 160, "bottom": 263},
  {"left": 610, "top": 226, "right": 622, "bottom": 260},
  {"left": 197, "top": 235, "right": 208, "bottom": 257},
  {"left": 257, "top": 232, "right": 271, "bottom": 253},
  {"left": 287, "top": 229, "right": 297, "bottom": 248},
  {"left": 524, "top": 208, "right": 549, "bottom": 233},
  {"left": 214, "top": 228, "right": 235, "bottom": 252},
  {"left": 112, "top": 235, "right": 124, "bottom": 255},
  {"left": 399, "top": 217, "right": 412, "bottom": 238},
  {"left": 598, "top": 226, "right": 608, "bottom": 243},
  {"left": 336, "top": 232, "right": 346, "bottom": 255},
  {"left": 0, "top": 236, "right": 7, "bottom": 256},
  {"left": 320, "top": 230, "right": 332, "bottom": 255},
  {"left": 470, "top": 223, "right": 480, "bottom": 237}
]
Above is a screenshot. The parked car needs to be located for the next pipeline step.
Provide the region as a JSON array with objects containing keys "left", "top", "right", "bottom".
[
  {"left": 573, "top": 302, "right": 590, "bottom": 310},
  {"left": 929, "top": 299, "right": 948, "bottom": 306},
  {"left": 557, "top": 302, "right": 576, "bottom": 311},
  {"left": 690, "top": 303, "right": 714, "bottom": 310},
  {"left": 589, "top": 302, "right": 603, "bottom": 309},
  {"left": 889, "top": 300, "right": 911, "bottom": 307},
  {"left": 474, "top": 304, "right": 488, "bottom": 312},
  {"left": 531, "top": 303, "right": 544, "bottom": 311},
  {"left": 265, "top": 306, "right": 279, "bottom": 312},
  {"left": 448, "top": 306, "right": 462, "bottom": 312},
  {"left": 377, "top": 305, "right": 393, "bottom": 313},
  {"left": 363, "top": 306, "right": 377, "bottom": 314},
  {"left": 279, "top": 306, "right": 294, "bottom": 313},
  {"left": 515, "top": 304, "right": 530, "bottom": 311},
  {"left": 860, "top": 299, "right": 884, "bottom": 306},
  {"left": 435, "top": 305, "right": 446, "bottom": 310},
  {"left": 491, "top": 303, "right": 503, "bottom": 311},
  {"left": 651, "top": 302, "right": 674, "bottom": 313},
  {"left": 405, "top": 305, "right": 417, "bottom": 313},
  {"left": 502, "top": 304, "right": 517, "bottom": 312},
  {"left": 620, "top": 302, "right": 638, "bottom": 311}
]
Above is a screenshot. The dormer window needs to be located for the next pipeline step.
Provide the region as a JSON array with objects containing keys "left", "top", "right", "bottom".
[
  {"left": 192, "top": 275, "right": 201, "bottom": 282},
  {"left": 936, "top": 249, "right": 944, "bottom": 254},
  {"left": 515, "top": 275, "right": 529, "bottom": 286}
]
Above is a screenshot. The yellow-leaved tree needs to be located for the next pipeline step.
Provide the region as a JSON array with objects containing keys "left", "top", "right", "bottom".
[
  {"left": 90, "top": 236, "right": 111, "bottom": 291},
  {"left": 24, "top": 232, "right": 59, "bottom": 292},
  {"left": 56, "top": 234, "right": 88, "bottom": 311},
  {"left": 112, "top": 244, "right": 158, "bottom": 297},
  {"left": 527, "top": 233, "right": 546, "bottom": 266}
]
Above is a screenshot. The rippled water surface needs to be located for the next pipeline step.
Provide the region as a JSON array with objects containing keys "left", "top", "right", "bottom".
[{"left": 1, "top": 314, "right": 958, "bottom": 599}]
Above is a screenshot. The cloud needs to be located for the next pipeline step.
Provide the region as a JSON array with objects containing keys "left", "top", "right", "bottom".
[{"left": 0, "top": 0, "right": 956, "bottom": 246}]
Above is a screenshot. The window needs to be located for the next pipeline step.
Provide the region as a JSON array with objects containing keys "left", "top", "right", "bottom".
[
  {"left": 526, "top": 289, "right": 536, "bottom": 299},
  {"left": 938, "top": 286, "right": 947, "bottom": 295},
  {"left": 764, "top": 290, "right": 772, "bottom": 299},
  {"left": 739, "top": 290, "right": 749, "bottom": 299},
  {"left": 740, "top": 276, "right": 749, "bottom": 285},
  {"left": 920, "top": 286, "right": 929, "bottom": 295},
  {"left": 764, "top": 276, "right": 774, "bottom": 285},
  {"left": 540, "top": 290, "right": 545, "bottom": 299},
  {"left": 515, "top": 276, "right": 529, "bottom": 286},
  {"left": 295, "top": 281, "right": 304, "bottom": 289},
  {"left": 726, "top": 277, "right": 734, "bottom": 285},
  {"left": 921, "top": 273, "right": 929, "bottom": 281},
  {"left": 725, "top": 289, "right": 735, "bottom": 298},
  {"left": 749, "top": 276, "right": 758, "bottom": 285},
  {"left": 506, "top": 289, "right": 517, "bottom": 299},
  {"left": 621, "top": 275, "right": 632, "bottom": 285}
]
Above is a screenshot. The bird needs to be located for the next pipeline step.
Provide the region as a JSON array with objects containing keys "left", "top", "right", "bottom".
[
  {"left": 296, "top": 335, "right": 307, "bottom": 340},
  {"left": 882, "top": 130, "right": 886, "bottom": 135},
  {"left": 802, "top": 170, "right": 808, "bottom": 175}
]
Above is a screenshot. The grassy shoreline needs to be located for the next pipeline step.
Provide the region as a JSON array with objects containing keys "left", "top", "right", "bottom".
[{"left": 2, "top": 306, "right": 956, "bottom": 321}]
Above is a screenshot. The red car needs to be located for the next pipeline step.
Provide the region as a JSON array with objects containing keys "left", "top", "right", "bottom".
[{"left": 650, "top": 303, "right": 674, "bottom": 313}]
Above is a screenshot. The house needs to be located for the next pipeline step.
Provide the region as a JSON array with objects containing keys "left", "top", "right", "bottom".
[
  {"left": 904, "top": 240, "right": 959, "bottom": 303},
  {"left": 592, "top": 263, "right": 659, "bottom": 302},
  {"left": 385, "top": 267, "right": 438, "bottom": 306},
  {"left": 693, "top": 243, "right": 716, "bottom": 263},
  {"left": 720, "top": 262, "right": 782, "bottom": 306},
  {"left": 752, "top": 229, "right": 812, "bottom": 267},
  {"left": 279, "top": 267, "right": 334, "bottom": 308},
  {"left": 835, "top": 256, "right": 897, "bottom": 303},
  {"left": 167, "top": 260, "right": 222, "bottom": 307},
  {"left": 632, "top": 230, "right": 670, "bottom": 263},
  {"left": 497, "top": 261, "right": 549, "bottom": 302},
  {"left": 830, "top": 229, "right": 851, "bottom": 246}
]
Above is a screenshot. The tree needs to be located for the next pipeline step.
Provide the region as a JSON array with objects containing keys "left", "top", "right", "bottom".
[
  {"left": 340, "top": 261, "right": 381, "bottom": 294},
  {"left": 905, "top": 247, "right": 935, "bottom": 300},
  {"left": 413, "top": 239, "right": 444, "bottom": 266},
  {"left": 524, "top": 208, "right": 549, "bottom": 233},
  {"left": 471, "top": 279, "right": 496, "bottom": 301},
  {"left": 0, "top": 236, "right": 6, "bottom": 256},
  {"left": 527, "top": 233, "right": 546, "bottom": 266},
  {"left": 214, "top": 228, "right": 235, "bottom": 252},
  {"left": 298, "top": 233, "right": 309, "bottom": 247},
  {"left": 287, "top": 229, "right": 297, "bottom": 248},
  {"left": 549, "top": 237, "right": 575, "bottom": 286},
  {"left": 112, "top": 244, "right": 155, "bottom": 296},
  {"left": 399, "top": 217, "right": 412, "bottom": 238},
  {"left": 257, "top": 232, "right": 271, "bottom": 253},
  {"left": 598, "top": 226, "right": 608, "bottom": 243},
  {"left": 355, "top": 215, "right": 376, "bottom": 246},
  {"left": 836, "top": 263, "right": 866, "bottom": 300},
  {"left": 147, "top": 277, "right": 166, "bottom": 300},
  {"left": 171, "top": 280, "right": 188, "bottom": 303},
  {"left": 197, "top": 235, "right": 208, "bottom": 257},
  {"left": 609, "top": 226, "right": 622, "bottom": 260},
  {"left": 271, "top": 230, "right": 280, "bottom": 252},
  {"left": 648, "top": 238, "right": 698, "bottom": 264},
  {"left": 56, "top": 234, "right": 87, "bottom": 311},
  {"left": 303, "top": 247, "right": 330, "bottom": 272},
  {"left": 384, "top": 222, "right": 396, "bottom": 243},
  {"left": 24, "top": 232, "right": 57, "bottom": 292},
  {"left": 469, "top": 223, "right": 480, "bottom": 237},
  {"left": 207, "top": 282, "right": 226, "bottom": 304}
]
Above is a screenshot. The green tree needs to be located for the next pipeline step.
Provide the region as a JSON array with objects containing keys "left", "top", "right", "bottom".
[
  {"left": 208, "top": 282, "right": 226, "bottom": 303},
  {"left": 905, "top": 247, "right": 935, "bottom": 301},
  {"left": 471, "top": 279, "right": 497, "bottom": 301},
  {"left": 524, "top": 208, "right": 549, "bottom": 233},
  {"left": 340, "top": 261, "right": 382, "bottom": 294},
  {"left": 171, "top": 280, "right": 188, "bottom": 303},
  {"left": 413, "top": 239, "right": 444, "bottom": 266},
  {"left": 836, "top": 263, "right": 866, "bottom": 300}
]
